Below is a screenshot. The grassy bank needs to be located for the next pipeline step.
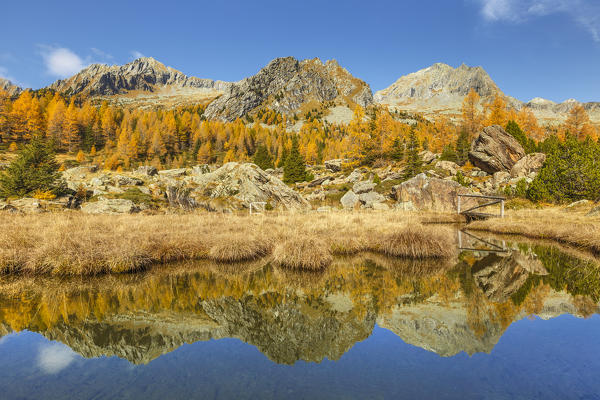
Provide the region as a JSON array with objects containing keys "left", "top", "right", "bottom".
[
  {"left": 468, "top": 209, "right": 600, "bottom": 255},
  {"left": 0, "top": 211, "right": 456, "bottom": 276}
]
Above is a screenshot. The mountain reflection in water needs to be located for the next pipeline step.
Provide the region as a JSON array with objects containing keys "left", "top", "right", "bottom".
[{"left": 1, "top": 235, "right": 599, "bottom": 366}]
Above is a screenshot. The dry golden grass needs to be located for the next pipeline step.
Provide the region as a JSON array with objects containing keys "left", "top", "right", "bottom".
[
  {"left": 468, "top": 208, "right": 600, "bottom": 255},
  {"left": 273, "top": 235, "right": 333, "bottom": 271},
  {"left": 0, "top": 210, "right": 457, "bottom": 276}
]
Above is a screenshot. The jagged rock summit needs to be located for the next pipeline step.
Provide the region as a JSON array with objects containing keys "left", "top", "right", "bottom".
[
  {"left": 48, "top": 57, "right": 232, "bottom": 107},
  {"left": 204, "top": 56, "right": 373, "bottom": 121},
  {"left": 0, "top": 78, "right": 22, "bottom": 96}
]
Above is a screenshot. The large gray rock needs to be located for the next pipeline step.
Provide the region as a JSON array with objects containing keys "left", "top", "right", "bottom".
[
  {"left": 392, "top": 173, "right": 476, "bottom": 212},
  {"left": 435, "top": 160, "right": 459, "bottom": 175},
  {"left": 340, "top": 190, "right": 359, "bottom": 209},
  {"left": 468, "top": 125, "right": 526, "bottom": 174},
  {"left": 81, "top": 199, "right": 140, "bottom": 214},
  {"left": 135, "top": 166, "right": 158, "bottom": 176},
  {"left": 114, "top": 175, "right": 144, "bottom": 186},
  {"left": 7, "top": 198, "right": 43, "bottom": 213},
  {"left": 358, "top": 191, "right": 386, "bottom": 208},
  {"left": 189, "top": 162, "right": 308, "bottom": 210},
  {"left": 420, "top": 150, "right": 438, "bottom": 164},
  {"left": 324, "top": 159, "right": 346, "bottom": 172},
  {"left": 510, "top": 152, "right": 546, "bottom": 178},
  {"left": 352, "top": 181, "right": 376, "bottom": 194}
]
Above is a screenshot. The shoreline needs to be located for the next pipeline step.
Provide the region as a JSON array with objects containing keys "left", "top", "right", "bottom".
[{"left": 0, "top": 211, "right": 456, "bottom": 276}]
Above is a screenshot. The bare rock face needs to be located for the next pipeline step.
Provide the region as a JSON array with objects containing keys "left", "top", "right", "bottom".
[
  {"left": 391, "top": 173, "right": 476, "bottom": 212},
  {"left": 472, "top": 251, "right": 548, "bottom": 303},
  {"left": 468, "top": 125, "right": 526, "bottom": 174},
  {"left": 204, "top": 57, "right": 373, "bottom": 121},
  {"left": 0, "top": 78, "right": 22, "bottom": 96},
  {"left": 81, "top": 199, "right": 140, "bottom": 214},
  {"left": 510, "top": 152, "right": 546, "bottom": 178},
  {"left": 190, "top": 162, "right": 309, "bottom": 211},
  {"left": 49, "top": 57, "right": 231, "bottom": 103}
]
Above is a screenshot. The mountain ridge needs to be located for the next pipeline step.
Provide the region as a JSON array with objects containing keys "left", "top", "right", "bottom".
[{"left": 204, "top": 56, "right": 373, "bottom": 121}]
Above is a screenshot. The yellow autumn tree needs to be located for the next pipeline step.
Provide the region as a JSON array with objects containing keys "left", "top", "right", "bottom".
[
  {"left": 63, "top": 101, "right": 80, "bottom": 152},
  {"left": 461, "top": 88, "right": 482, "bottom": 138},
  {"left": 483, "top": 94, "right": 508, "bottom": 127},
  {"left": 564, "top": 104, "right": 595, "bottom": 140}
]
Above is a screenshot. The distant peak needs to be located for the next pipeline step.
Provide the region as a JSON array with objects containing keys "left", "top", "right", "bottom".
[{"left": 529, "top": 97, "right": 556, "bottom": 105}]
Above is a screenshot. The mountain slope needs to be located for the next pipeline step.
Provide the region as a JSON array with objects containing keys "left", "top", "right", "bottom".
[
  {"left": 375, "top": 63, "right": 600, "bottom": 124},
  {"left": 375, "top": 63, "right": 519, "bottom": 114},
  {"left": 204, "top": 57, "right": 373, "bottom": 121},
  {"left": 0, "top": 78, "right": 22, "bottom": 96},
  {"left": 48, "top": 57, "right": 232, "bottom": 107}
]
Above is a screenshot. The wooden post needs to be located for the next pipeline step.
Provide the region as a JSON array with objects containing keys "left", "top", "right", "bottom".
[
  {"left": 501, "top": 199, "right": 505, "bottom": 218},
  {"left": 457, "top": 195, "right": 461, "bottom": 214}
]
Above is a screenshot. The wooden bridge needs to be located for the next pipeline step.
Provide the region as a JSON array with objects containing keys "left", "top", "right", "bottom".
[
  {"left": 457, "top": 194, "right": 505, "bottom": 221},
  {"left": 457, "top": 230, "right": 508, "bottom": 253}
]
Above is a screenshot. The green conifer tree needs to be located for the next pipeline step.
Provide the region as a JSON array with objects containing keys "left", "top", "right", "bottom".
[
  {"left": 283, "top": 136, "right": 308, "bottom": 184},
  {"left": 0, "top": 138, "right": 64, "bottom": 198},
  {"left": 506, "top": 120, "right": 536, "bottom": 153},
  {"left": 253, "top": 145, "right": 274, "bottom": 170},
  {"left": 455, "top": 130, "right": 471, "bottom": 166},
  {"left": 527, "top": 135, "right": 600, "bottom": 203},
  {"left": 403, "top": 128, "right": 422, "bottom": 180}
]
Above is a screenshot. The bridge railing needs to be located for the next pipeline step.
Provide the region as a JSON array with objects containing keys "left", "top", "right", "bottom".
[{"left": 457, "top": 194, "right": 505, "bottom": 219}]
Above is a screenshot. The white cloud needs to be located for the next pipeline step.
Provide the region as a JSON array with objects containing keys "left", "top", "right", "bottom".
[
  {"left": 38, "top": 342, "right": 77, "bottom": 374},
  {"left": 131, "top": 50, "right": 146, "bottom": 60},
  {"left": 40, "top": 46, "right": 87, "bottom": 78},
  {"left": 90, "top": 47, "right": 114, "bottom": 61},
  {"left": 476, "top": 0, "right": 600, "bottom": 41}
]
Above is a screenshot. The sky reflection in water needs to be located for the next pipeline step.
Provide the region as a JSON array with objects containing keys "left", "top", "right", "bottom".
[{"left": 0, "top": 234, "right": 599, "bottom": 399}]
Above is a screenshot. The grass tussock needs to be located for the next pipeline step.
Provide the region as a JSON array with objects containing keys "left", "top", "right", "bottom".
[
  {"left": 208, "top": 235, "right": 271, "bottom": 263},
  {"left": 273, "top": 236, "right": 333, "bottom": 271},
  {"left": 379, "top": 226, "right": 455, "bottom": 259},
  {"left": 468, "top": 208, "right": 600, "bottom": 255},
  {"left": 0, "top": 210, "right": 457, "bottom": 276}
]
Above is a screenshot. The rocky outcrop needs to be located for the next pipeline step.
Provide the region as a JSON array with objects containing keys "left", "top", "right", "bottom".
[
  {"left": 391, "top": 173, "right": 475, "bottom": 212},
  {"left": 204, "top": 57, "right": 373, "bottom": 121},
  {"left": 324, "top": 159, "right": 346, "bottom": 172},
  {"left": 510, "top": 152, "right": 546, "bottom": 178},
  {"left": 81, "top": 199, "right": 140, "bottom": 214},
  {"left": 46, "top": 57, "right": 232, "bottom": 108},
  {"left": 0, "top": 78, "right": 22, "bottom": 96},
  {"left": 468, "top": 125, "right": 526, "bottom": 174},
  {"left": 189, "top": 162, "right": 309, "bottom": 211},
  {"left": 49, "top": 57, "right": 232, "bottom": 97}
]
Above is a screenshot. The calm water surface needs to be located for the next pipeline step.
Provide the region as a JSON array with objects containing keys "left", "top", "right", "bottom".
[{"left": 1, "top": 232, "right": 599, "bottom": 399}]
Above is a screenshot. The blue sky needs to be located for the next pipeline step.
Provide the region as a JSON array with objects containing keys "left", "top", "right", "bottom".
[{"left": 0, "top": 0, "right": 599, "bottom": 102}]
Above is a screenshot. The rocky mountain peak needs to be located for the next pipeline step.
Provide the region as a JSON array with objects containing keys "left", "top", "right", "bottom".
[
  {"left": 204, "top": 56, "right": 373, "bottom": 121},
  {"left": 375, "top": 63, "right": 502, "bottom": 104},
  {"left": 48, "top": 57, "right": 232, "bottom": 100},
  {"left": 0, "top": 78, "right": 22, "bottom": 96}
]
